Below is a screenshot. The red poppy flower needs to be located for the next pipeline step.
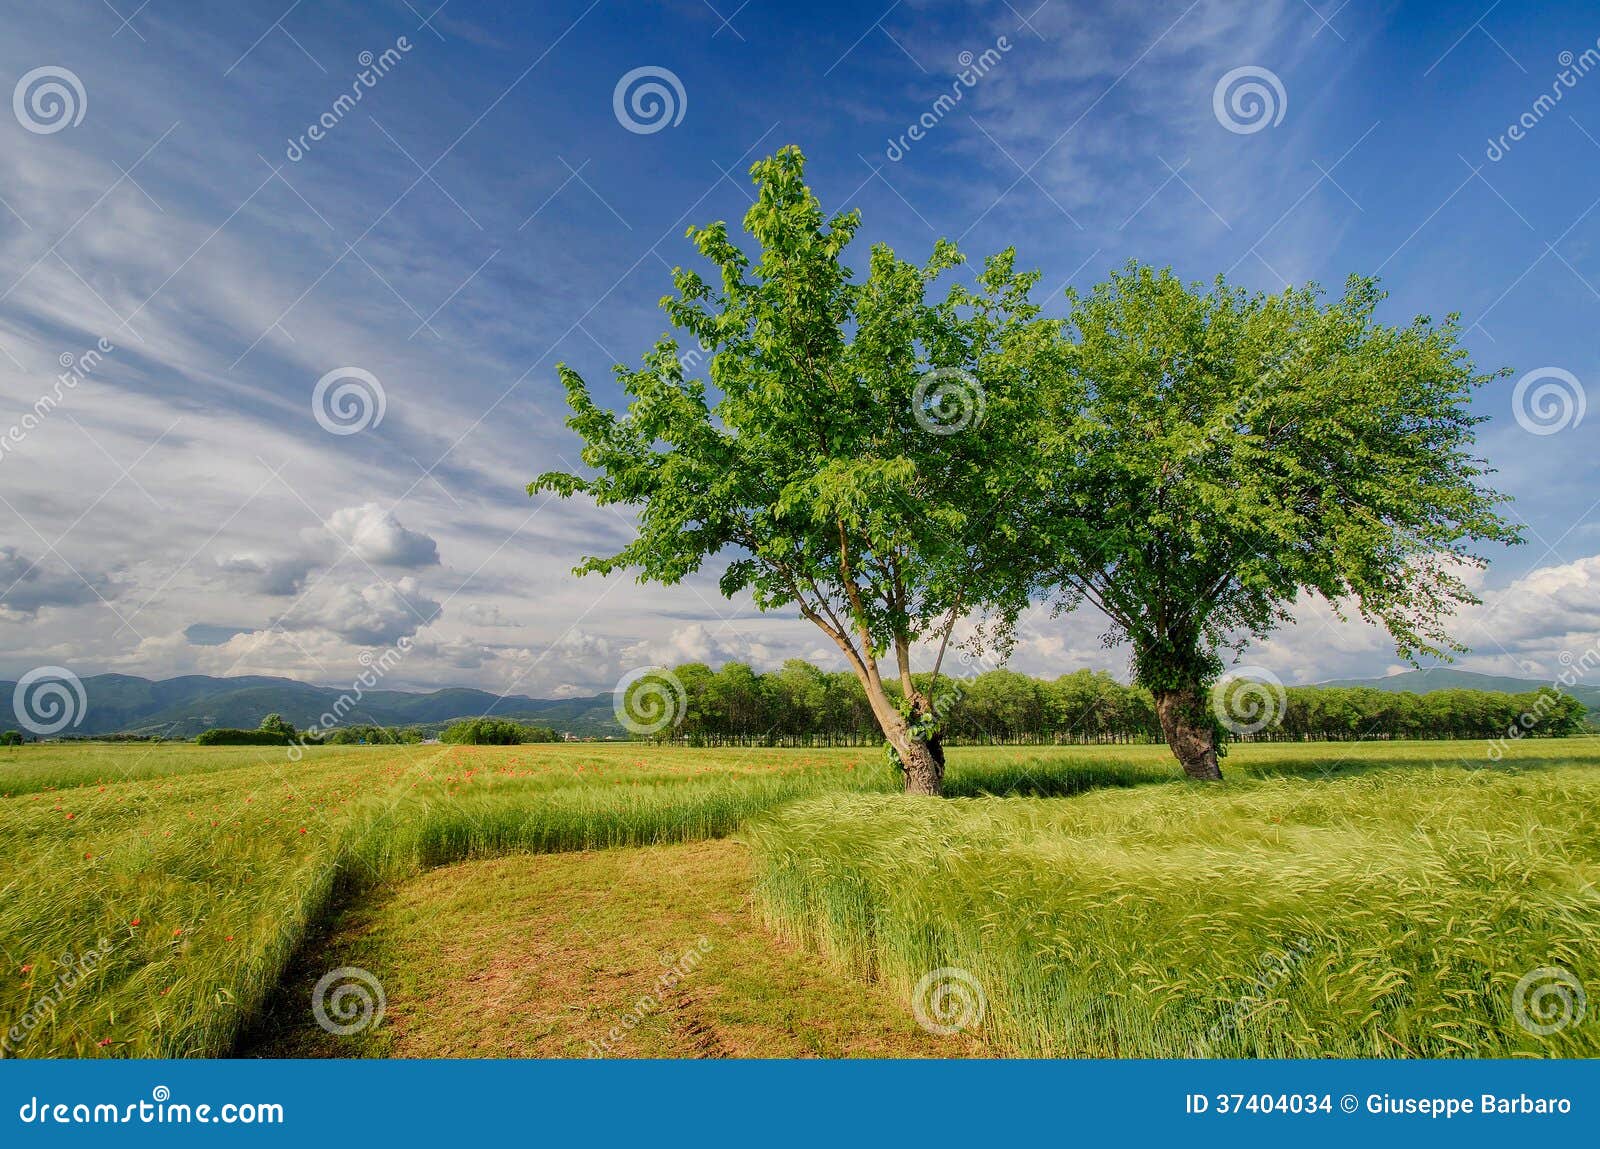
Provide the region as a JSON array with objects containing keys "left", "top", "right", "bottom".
[{"left": 130, "top": 918, "right": 141, "bottom": 927}]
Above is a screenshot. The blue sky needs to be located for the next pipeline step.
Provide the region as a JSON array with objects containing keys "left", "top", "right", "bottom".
[{"left": 2, "top": 0, "right": 1598, "bottom": 698}]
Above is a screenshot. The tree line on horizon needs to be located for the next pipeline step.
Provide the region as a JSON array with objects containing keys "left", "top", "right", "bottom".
[
  {"left": 633, "top": 660, "right": 1591, "bottom": 748},
  {"left": 188, "top": 714, "right": 559, "bottom": 747}
]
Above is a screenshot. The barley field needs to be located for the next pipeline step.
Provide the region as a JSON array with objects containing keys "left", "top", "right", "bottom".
[{"left": 2, "top": 738, "right": 1595, "bottom": 1058}]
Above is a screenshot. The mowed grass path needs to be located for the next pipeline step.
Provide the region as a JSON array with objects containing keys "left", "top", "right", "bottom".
[
  {"left": 3, "top": 738, "right": 1596, "bottom": 1057},
  {"left": 247, "top": 839, "right": 984, "bottom": 1058}
]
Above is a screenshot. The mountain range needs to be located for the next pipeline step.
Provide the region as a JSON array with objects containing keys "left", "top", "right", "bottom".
[
  {"left": 1316, "top": 667, "right": 1600, "bottom": 719},
  {"left": 0, "top": 673, "right": 622, "bottom": 739}
]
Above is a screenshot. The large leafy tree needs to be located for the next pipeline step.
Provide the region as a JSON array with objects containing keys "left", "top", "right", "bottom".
[
  {"left": 531, "top": 147, "right": 1055, "bottom": 794},
  {"left": 1033, "top": 263, "right": 1520, "bottom": 779}
]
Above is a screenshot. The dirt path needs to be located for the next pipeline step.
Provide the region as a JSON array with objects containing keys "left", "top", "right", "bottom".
[{"left": 246, "top": 839, "right": 987, "bottom": 1058}]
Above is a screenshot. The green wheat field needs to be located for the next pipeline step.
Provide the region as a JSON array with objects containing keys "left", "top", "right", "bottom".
[{"left": 2, "top": 738, "right": 1596, "bottom": 1058}]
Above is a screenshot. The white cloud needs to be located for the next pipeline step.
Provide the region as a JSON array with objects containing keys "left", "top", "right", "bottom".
[
  {"left": 621, "top": 622, "right": 780, "bottom": 672},
  {"left": 286, "top": 576, "right": 442, "bottom": 646},
  {"left": 322, "top": 503, "right": 440, "bottom": 569},
  {"left": 460, "top": 602, "right": 518, "bottom": 628}
]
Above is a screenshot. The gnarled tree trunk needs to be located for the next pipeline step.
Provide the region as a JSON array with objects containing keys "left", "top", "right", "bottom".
[
  {"left": 1153, "top": 685, "right": 1223, "bottom": 780},
  {"left": 895, "top": 728, "right": 946, "bottom": 796}
]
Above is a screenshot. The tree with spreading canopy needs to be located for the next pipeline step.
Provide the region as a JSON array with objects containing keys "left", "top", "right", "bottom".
[
  {"left": 257, "top": 713, "right": 296, "bottom": 739},
  {"left": 1030, "top": 263, "right": 1521, "bottom": 779},
  {"left": 530, "top": 147, "right": 1057, "bottom": 795}
]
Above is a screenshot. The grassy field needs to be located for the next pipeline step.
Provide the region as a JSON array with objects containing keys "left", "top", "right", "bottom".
[
  {"left": 747, "top": 747, "right": 1600, "bottom": 1057},
  {"left": 2, "top": 738, "right": 1596, "bottom": 1058}
]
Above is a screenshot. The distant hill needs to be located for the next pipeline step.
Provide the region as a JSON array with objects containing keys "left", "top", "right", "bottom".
[
  {"left": 1316, "top": 668, "right": 1600, "bottom": 718},
  {"left": 0, "top": 673, "right": 624, "bottom": 739}
]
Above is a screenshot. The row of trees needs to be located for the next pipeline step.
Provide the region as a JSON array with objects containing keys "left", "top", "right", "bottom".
[
  {"left": 640, "top": 661, "right": 1590, "bottom": 746},
  {"left": 322, "top": 724, "right": 426, "bottom": 745},
  {"left": 439, "top": 717, "right": 558, "bottom": 745},
  {"left": 191, "top": 715, "right": 561, "bottom": 747},
  {"left": 533, "top": 147, "right": 1523, "bottom": 792}
]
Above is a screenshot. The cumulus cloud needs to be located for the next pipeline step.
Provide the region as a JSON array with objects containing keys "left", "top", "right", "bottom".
[
  {"left": 622, "top": 622, "right": 784, "bottom": 674},
  {"left": 323, "top": 504, "right": 440, "bottom": 569},
  {"left": 1452, "top": 555, "right": 1600, "bottom": 673},
  {"left": 286, "top": 576, "right": 442, "bottom": 646},
  {"left": 459, "top": 602, "right": 519, "bottom": 628},
  {"left": 214, "top": 553, "right": 316, "bottom": 597}
]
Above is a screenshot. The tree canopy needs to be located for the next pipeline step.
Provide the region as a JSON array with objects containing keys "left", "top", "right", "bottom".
[
  {"left": 532, "top": 146, "right": 1056, "bottom": 794},
  {"left": 1032, "top": 264, "right": 1521, "bottom": 777}
]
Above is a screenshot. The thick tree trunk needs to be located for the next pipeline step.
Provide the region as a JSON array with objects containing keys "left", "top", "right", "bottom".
[
  {"left": 1153, "top": 685, "right": 1223, "bottom": 781},
  {"left": 897, "top": 731, "right": 946, "bottom": 796}
]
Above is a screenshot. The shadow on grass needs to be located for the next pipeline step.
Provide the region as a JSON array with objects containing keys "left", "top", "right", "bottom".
[
  {"left": 945, "top": 758, "right": 1173, "bottom": 799},
  {"left": 944, "top": 739, "right": 1599, "bottom": 799}
]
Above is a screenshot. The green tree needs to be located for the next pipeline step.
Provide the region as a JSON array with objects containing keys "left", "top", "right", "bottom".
[
  {"left": 531, "top": 147, "right": 1052, "bottom": 794},
  {"left": 0, "top": 730, "right": 22, "bottom": 747},
  {"left": 258, "top": 713, "right": 296, "bottom": 739},
  {"left": 1033, "top": 264, "right": 1520, "bottom": 778}
]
